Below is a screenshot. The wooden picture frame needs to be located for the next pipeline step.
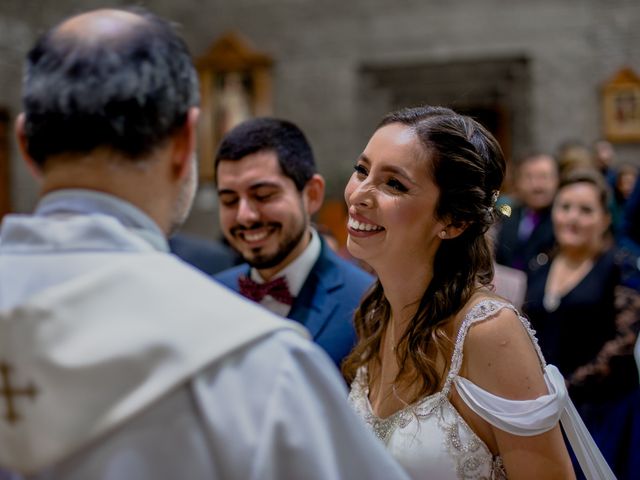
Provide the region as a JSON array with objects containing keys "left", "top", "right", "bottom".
[
  {"left": 195, "top": 32, "right": 273, "bottom": 181},
  {"left": 602, "top": 67, "right": 640, "bottom": 143}
]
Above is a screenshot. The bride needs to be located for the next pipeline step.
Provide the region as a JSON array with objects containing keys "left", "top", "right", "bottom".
[{"left": 343, "top": 106, "right": 610, "bottom": 479}]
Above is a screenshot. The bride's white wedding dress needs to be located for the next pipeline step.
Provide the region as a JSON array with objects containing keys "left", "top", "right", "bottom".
[{"left": 349, "top": 300, "right": 615, "bottom": 479}]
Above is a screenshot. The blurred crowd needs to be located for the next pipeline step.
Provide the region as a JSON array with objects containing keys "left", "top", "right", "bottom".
[{"left": 489, "top": 139, "right": 640, "bottom": 480}]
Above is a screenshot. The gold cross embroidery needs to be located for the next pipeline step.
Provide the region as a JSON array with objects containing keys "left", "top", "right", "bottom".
[{"left": 0, "top": 361, "right": 38, "bottom": 424}]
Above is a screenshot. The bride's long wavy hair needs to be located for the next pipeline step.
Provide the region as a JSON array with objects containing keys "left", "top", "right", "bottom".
[{"left": 342, "top": 106, "right": 506, "bottom": 400}]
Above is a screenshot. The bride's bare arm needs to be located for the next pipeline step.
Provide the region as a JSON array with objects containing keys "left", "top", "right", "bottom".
[{"left": 453, "top": 308, "right": 576, "bottom": 480}]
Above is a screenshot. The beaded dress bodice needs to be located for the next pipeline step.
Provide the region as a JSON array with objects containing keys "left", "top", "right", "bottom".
[{"left": 349, "top": 300, "right": 546, "bottom": 480}]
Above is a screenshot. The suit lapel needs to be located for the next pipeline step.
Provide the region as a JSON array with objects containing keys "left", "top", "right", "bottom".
[{"left": 288, "top": 241, "right": 341, "bottom": 339}]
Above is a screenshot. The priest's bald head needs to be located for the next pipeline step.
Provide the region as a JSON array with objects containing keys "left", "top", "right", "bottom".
[{"left": 16, "top": 8, "right": 200, "bottom": 235}]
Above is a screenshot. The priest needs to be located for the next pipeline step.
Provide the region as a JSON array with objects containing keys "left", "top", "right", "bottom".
[{"left": 0, "top": 7, "right": 409, "bottom": 480}]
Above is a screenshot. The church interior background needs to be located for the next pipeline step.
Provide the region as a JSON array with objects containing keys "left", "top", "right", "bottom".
[{"left": 0, "top": 0, "right": 638, "bottom": 243}]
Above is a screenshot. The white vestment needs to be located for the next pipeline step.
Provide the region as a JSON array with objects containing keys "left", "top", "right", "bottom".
[{"left": 0, "top": 190, "right": 409, "bottom": 480}]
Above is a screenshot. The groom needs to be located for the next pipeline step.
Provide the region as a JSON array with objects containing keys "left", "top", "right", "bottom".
[{"left": 214, "top": 117, "right": 374, "bottom": 368}]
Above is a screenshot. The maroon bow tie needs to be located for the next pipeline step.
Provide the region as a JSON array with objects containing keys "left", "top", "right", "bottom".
[{"left": 238, "top": 275, "right": 294, "bottom": 306}]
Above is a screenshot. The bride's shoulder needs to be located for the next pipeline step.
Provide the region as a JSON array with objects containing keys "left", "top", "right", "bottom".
[
  {"left": 456, "top": 290, "right": 520, "bottom": 327},
  {"left": 458, "top": 295, "right": 544, "bottom": 399},
  {"left": 454, "top": 291, "right": 532, "bottom": 358},
  {"left": 456, "top": 294, "right": 546, "bottom": 398}
]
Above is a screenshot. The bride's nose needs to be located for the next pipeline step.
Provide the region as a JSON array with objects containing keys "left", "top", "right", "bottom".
[{"left": 346, "top": 179, "right": 374, "bottom": 208}]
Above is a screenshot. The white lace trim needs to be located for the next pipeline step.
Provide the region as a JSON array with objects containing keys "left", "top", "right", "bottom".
[
  {"left": 440, "top": 400, "right": 507, "bottom": 479},
  {"left": 442, "top": 299, "right": 545, "bottom": 396},
  {"left": 348, "top": 365, "right": 438, "bottom": 443},
  {"left": 349, "top": 366, "right": 506, "bottom": 479}
]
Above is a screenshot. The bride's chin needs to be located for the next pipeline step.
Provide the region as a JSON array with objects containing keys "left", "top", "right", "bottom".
[
  {"left": 346, "top": 241, "right": 378, "bottom": 265},
  {"left": 346, "top": 238, "right": 365, "bottom": 256},
  {"left": 346, "top": 236, "right": 359, "bottom": 258}
]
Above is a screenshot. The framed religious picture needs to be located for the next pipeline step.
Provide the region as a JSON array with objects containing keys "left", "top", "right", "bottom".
[
  {"left": 196, "top": 32, "right": 273, "bottom": 181},
  {"left": 602, "top": 67, "right": 640, "bottom": 142}
]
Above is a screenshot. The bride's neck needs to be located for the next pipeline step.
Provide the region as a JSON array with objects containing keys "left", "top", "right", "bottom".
[{"left": 378, "top": 267, "right": 433, "bottom": 318}]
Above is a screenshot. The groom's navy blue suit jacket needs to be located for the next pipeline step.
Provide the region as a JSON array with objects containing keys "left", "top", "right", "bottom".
[{"left": 214, "top": 239, "right": 374, "bottom": 368}]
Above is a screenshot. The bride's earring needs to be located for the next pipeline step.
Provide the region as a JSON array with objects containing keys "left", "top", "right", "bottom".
[{"left": 439, "top": 230, "right": 447, "bottom": 239}]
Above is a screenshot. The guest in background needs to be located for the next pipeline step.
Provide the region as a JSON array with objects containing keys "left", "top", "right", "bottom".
[
  {"left": 636, "top": 328, "right": 640, "bottom": 383},
  {"left": 523, "top": 168, "right": 640, "bottom": 479},
  {"left": 593, "top": 139, "right": 618, "bottom": 187},
  {"left": 494, "top": 152, "right": 558, "bottom": 277},
  {"left": 610, "top": 162, "right": 638, "bottom": 240},
  {"left": 618, "top": 167, "right": 640, "bottom": 289},
  {"left": 557, "top": 140, "right": 594, "bottom": 178},
  {"left": 621, "top": 172, "right": 640, "bottom": 399}
]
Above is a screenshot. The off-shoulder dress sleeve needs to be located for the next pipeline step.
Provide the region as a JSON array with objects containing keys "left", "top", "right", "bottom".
[{"left": 447, "top": 300, "right": 616, "bottom": 480}]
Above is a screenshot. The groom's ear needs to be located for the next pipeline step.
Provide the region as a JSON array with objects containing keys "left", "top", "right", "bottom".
[{"left": 303, "top": 174, "right": 325, "bottom": 216}]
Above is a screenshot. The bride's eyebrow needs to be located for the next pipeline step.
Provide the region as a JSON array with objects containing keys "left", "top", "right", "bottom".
[
  {"left": 356, "top": 154, "right": 370, "bottom": 165},
  {"left": 378, "top": 164, "right": 416, "bottom": 186}
]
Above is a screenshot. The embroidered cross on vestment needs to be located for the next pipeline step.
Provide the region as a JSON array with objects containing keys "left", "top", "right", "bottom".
[{"left": 0, "top": 361, "right": 38, "bottom": 424}]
